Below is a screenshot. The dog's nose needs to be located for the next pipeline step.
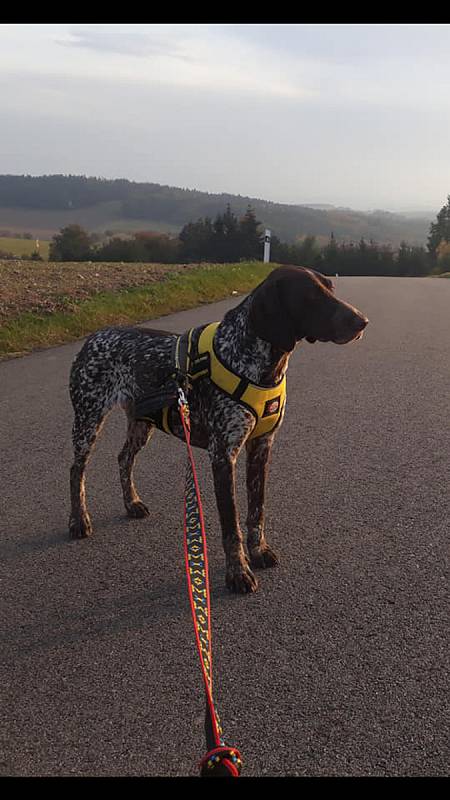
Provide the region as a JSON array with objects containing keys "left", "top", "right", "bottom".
[{"left": 355, "top": 315, "right": 369, "bottom": 331}]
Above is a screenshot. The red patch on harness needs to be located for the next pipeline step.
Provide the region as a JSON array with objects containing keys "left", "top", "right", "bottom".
[{"left": 263, "top": 397, "right": 281, "bottom": 417}]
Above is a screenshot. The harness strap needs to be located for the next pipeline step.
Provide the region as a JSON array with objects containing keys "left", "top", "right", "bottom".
[
  {"left": 135, "top": 323, "right": 286, "bottom": 443},
  {"left": 134, "top": 331, "right": 193, "bottom": 425},
  {"left": 195, "top": 323, "right": 287, "bottom": 440},
  {"left": 178, "top": 389, "right": 243, "bottom": 777}
]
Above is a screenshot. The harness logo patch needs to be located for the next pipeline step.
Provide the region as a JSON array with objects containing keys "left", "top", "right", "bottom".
[{"left": 263, "top": 396, "right": 281, "bottom": 417}]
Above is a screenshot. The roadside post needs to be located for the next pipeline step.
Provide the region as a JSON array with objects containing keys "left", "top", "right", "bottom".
[{"left": 263, "top": 229, "right": 271, "bottom": 263}]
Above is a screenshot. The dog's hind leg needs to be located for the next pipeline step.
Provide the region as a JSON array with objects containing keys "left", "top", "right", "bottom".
[
  {"left": 118, "top": 413, "right": 154, "bottom": 518},
  {"left": 69, "top": 406, "right": 110, "bottom": 539}
]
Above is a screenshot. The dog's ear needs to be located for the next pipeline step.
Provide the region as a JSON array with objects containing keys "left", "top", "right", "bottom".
[
  {"left": 249, "top": 276, "right": 297, "bottom": 352},
  {"left": 308, "top": 270, "right": 334, "bottom": 293}
]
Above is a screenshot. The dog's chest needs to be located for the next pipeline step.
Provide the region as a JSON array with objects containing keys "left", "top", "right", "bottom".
[
  {"left": 156, "top": 381, "right": 255, "bottom": 451},
  {"left": 130, "top": 319, "right": 285, "bottom": 451}
]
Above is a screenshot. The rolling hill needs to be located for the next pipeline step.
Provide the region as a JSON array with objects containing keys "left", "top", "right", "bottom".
[{"left": 0, "top": 175, "right": 432, "bottom": 247}]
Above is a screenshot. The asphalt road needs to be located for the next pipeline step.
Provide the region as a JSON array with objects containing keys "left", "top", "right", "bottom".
[{"left": 0, "top": 277, "right": 449, "bottom": 777}]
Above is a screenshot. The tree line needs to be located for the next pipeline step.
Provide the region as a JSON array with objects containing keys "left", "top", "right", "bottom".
[{"left": 44, "top": 198, "right": 450, "bottom": 277}]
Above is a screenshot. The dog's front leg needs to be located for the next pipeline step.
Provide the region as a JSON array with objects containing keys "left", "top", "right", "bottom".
[
  {"left": 209, "top": 445, "right": 258, "bottom": 594},
  {"left": 246, "top": 434, "right": 279, "bottom": 569}
]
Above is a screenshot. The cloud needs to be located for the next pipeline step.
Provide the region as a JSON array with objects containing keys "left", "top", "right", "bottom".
[
  {"left": 60, "top": 27, "right": 191, "bottom": 61},
  {"left": 1, "top": 24, "right": 449, "bottom": 210},
  {"left": 51, "top": 24, "right": 312, "bottom": 99}
]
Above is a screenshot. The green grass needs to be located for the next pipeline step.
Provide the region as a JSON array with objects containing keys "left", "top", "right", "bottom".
[
  {"left": 0, "top": 236, "right": 50, "bottom": 259},
  {"left": 0, "top": 261, "right": 274, "bottom": 359}
]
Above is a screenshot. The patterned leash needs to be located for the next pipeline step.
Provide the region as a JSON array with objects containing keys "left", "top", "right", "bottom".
[{"left": 177, "top": 388, "right": 243, "bottom": 778}]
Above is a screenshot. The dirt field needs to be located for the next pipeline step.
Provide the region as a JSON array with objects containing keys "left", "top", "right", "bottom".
[
  {"left": 0, "top": 259, "right": 193, "bottom": 321},
  {"left": 0, "top": 259, "right": 273, "bottom": 360}
]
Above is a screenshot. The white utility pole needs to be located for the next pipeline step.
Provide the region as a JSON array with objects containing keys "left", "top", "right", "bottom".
[{"left": 263, "top": 229, "right": 271, "bottom": 263}]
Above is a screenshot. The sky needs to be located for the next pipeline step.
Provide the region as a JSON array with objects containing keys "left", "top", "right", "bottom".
[{"left": 1, "top": 23, "right": 449, "bottom": 213}]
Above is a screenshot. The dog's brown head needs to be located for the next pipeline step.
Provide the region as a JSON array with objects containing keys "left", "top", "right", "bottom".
[{"left": 249, "top": 266, "right": 368, "bottom": 352}]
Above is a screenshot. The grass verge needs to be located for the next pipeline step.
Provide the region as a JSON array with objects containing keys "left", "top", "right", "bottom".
[{"left": 0, "top": 261, "right": 274, "bottom": 360}]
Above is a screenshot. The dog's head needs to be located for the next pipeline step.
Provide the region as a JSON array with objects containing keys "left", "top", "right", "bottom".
[{"left": 249, "top": 266, "right": 368, "bottom": 352}]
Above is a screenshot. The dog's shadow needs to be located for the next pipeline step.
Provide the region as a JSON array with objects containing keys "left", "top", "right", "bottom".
[
  {"left": 1, "top": 513, "right": 245, "bottom": 665},
  {"left": 0, "top": 509, "right": 167, "bottom": 561},
  {"left": 0, "top": 513, "right": 128, "bottom": 562}
]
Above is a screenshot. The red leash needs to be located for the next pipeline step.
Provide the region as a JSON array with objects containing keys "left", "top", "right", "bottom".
[{"left": 178, "top": 389, "right": 243, "bottom": 777}]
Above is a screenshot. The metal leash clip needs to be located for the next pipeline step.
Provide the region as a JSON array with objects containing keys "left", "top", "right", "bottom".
[
  {"left": 177, "top": 386, "right": 188, "bottom": 408},
  {"left": 177, "top": 386, "right": 190, "bottom": 431}
]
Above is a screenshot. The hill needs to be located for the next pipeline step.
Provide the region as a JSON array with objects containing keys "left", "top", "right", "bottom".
[{"left": 0, "top": 174, "right": 432, "bottom": 247}]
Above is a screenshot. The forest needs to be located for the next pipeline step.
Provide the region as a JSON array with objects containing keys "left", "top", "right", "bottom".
[{"left": 45, "top": 198, "right": 450, "bottom": 277}]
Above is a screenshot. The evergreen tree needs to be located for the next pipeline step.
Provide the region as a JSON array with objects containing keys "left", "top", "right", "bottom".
[
  {"left": 238, "top": 205, "right": 263, "bottom": 260},
  {"left": 427, "top": 195, "right": 450, "bottom": 261},
  {"left": 221, "top": 204, "right": 240, "bottom": 261},
  {"left": 378, "top": 244, "right": 395, "bottom": 276},
  {"left": 211, "top": 213, "right": 227, "bottom": 261},
  {"left": 179, "top": 217, "right": 214, "bottom": 261},
  {"left": 396, "top": 241, "right": 429, "bottom": 276},
  {"left": 436, "top": 241, "right": 450, "bottom": 272},
  {"left": 318, "top": 232, "right": 339, "bottom": 273}
]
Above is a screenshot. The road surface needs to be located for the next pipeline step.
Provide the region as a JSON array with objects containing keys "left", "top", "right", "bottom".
[{"left": 0, "top": 277, "right": 448, "bottom": 776}]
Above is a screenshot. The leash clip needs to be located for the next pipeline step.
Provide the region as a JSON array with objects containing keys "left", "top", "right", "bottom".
[
  {"left": 177, "top": 386, "right": 188, "bottom": 408},
  {"left": 177, "top": 386, "right": 190, "bottom": 431}
]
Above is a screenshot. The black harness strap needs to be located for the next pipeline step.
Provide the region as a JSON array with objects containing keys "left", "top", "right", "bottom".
[
  {"left": 133, "top": 331, "right": 194, "bottom": 423},
  {"left": 231, "top": 378, "right": 250, "bottom": 401}
]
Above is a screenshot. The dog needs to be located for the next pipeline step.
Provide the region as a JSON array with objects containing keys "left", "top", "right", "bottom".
[{"left": 69, "top": 266, "right": 368, "bottom": 593}]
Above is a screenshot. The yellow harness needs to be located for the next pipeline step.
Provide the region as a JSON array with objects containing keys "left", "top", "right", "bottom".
[{"left": 162, "top": 322, "right": 286, "bottom": 440}]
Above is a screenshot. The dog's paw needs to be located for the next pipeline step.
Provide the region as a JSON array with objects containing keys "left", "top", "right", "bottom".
[
  {"left": 69, "top": 514, "right": 93, "bottom": 539},
  {"left": 126, "top": 500, "right": 150, "bottom": 519},
  {"left": 226, "top": 561, "right": 258, "bottom": 594},
  {"left": 249, "top": 544, "right": 279, "bottom": 569}
]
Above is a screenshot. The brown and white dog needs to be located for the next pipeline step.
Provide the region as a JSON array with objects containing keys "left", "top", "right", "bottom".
[{"left": 69, "top": 266, "right": 368, "bottom": 593}]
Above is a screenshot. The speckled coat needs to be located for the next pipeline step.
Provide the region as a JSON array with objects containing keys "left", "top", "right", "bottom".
[{"left": 69, "top": 266, "right": 368, "bottom": 593}]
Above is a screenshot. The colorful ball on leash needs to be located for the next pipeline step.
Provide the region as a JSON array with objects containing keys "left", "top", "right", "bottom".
[{"left": 199, "top": 746, "right": 243, "bottom": 777}]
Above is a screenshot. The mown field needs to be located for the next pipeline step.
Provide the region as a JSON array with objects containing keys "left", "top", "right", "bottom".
[
  {"left": 0, "top": 259, "right": 274, "bottom": 359},
  {"left": 0, "top": 236, "right": 50, "bottom": 259}
]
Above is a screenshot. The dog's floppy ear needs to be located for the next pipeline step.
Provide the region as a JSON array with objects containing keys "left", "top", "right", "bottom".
[{"left": 249, "top": 275, "right": 296, "bottom": 352}]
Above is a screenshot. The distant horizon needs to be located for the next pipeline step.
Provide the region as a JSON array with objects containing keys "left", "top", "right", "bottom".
[{"left": 0, "top": 170, "right": 440, "bottom": 219}]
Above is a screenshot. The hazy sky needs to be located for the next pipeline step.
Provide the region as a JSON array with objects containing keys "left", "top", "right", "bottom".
[{"left": 1, "top": 23, "right": 449, "bottom": 212}]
